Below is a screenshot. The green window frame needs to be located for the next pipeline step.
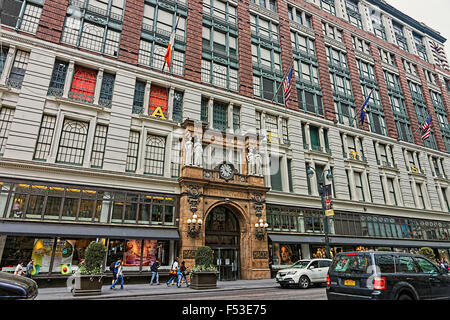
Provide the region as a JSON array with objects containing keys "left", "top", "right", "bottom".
[
  {"left": 144, "top": 134, "right": 166, "bottom": 176},
  {"left": 213, "top": 100, "right": 228, "bottom": 131},
  {"left": 90, "top": 124, "right": 108, "bottom": 169}
]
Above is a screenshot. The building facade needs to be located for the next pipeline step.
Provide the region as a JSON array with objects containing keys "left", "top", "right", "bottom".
[{"left": 0, "top": 0, "right": 450, "bottom": 281}]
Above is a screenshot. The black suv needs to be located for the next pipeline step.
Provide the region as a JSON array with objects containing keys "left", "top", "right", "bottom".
[{"left": 326, "top": 251, "right": 450, "bottom": 300}]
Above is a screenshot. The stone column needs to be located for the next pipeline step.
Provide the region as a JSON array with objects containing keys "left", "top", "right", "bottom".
[
  {"left": 281, "top": 154, "right": 289, "bottom": 192},
  {"left": 304, "top": 123, "right": 311, "bottom": 151},
  {"left": 143, "top": 80, "right": 151, "bottom": 116},
  {"left": 62, "top": 60, "right": 75, "bottom": 98},
  {"left": 83, "top": 117, "right": 97, "bottom": 168},
  {"left": 136, "top": 126, "right": 146, "bottom": 174},
  {"left": 0, "top": 45, "right": 16, "bottom": 85},
  {"left": 168, "top": 86, "right": 175, "bottom": 121},
  {"left": 94, "top": 68, "right": 103, "bottom": 105},
  {"left": 208, "top": 98, "right": 214, "bottom": 129}
]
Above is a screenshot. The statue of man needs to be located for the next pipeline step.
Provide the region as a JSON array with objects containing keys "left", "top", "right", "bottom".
[
  {"left": 184, "top": 133, "right": 193, "bottom": 166},
  {"left": 247, "top": 147, "right": 255, "bottom": 176},
  {"left": 254, "top": 150, "right": 263, "bottom": 176},
  {"left": 193, "top": 136, "right": 203, "bottom": 167}
]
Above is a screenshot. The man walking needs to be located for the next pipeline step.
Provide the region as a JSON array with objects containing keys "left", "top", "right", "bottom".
[
  {"left": 110, "top": 259, "right": 124, "bottom": 290},
  {"left": 150, "top": 259, "right": 160, "bottom": 285},
  {"left": 25, "top": 260, "right": 34, "bottom": 279},
  {"left": 111, "top": 258, "right": 121, "bottom": 285},
  {"left": 14, "top": 261, "right": 24, "bottom": 276}
]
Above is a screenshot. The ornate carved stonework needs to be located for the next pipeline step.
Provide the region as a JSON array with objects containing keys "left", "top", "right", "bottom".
[
  {"left": 252, "top": 193, "right": 265, "bottom": 217},
  {"left": 187, "top": 185, "right": 201, "bottom": 214}
]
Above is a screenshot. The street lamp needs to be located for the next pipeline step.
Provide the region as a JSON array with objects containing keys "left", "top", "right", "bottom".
[
  {"left": 307, "top": 165, "right": 333, "bottom": 259},
  {"left": 254, "top": 218, "right": 269, "bottom": 240},
  {"left": 187, "top": 214, "right": 203, "bottom": 238}
]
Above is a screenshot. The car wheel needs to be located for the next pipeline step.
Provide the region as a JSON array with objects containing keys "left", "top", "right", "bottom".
[
  {"left": 280, "top": 284, "right": 287, "bottom": 289},
  {"left": 398, "top": 294, "right": 413, "bottom": 300},
  {"left": 299, "top": 276, "right": 310, "bottom": 289}
]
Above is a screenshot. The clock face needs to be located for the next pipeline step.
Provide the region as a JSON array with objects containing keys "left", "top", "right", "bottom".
[{"left": 219, "top": 163, "right": 234, "bottom": 180}]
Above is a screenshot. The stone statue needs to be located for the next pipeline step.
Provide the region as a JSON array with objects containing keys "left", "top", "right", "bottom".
[
  {"left": 247, "top": 147, "right": 255, "bottom": 176},
  {"left": 254, "top": 150, "right": 263, "bottom": 176},
  {"left": 184, "top": 133, "right": 193, "bottom": 166},
  {"left": 193, "top": 136, "right": 203, "bottom": 167}
]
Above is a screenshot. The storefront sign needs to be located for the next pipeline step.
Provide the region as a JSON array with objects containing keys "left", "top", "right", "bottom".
[
  {"left": 183, "top": 250, "right": 196, "bottom": 259},
  {"left": 253, "top": 251, "right": 268, "bottom": 259}
]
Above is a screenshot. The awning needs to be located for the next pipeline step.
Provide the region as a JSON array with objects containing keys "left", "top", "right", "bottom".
[
  {"left": 0, "top": 221, "right": 180, "bottom": 240},
  {"left": 269, "top": 234, "right": 325, "bottom": 244},
  {"left": 269, "top": 233, "right": 450, "bottom": 249}
]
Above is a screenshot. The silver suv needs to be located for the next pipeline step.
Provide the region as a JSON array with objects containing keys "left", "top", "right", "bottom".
[{"left": 276, "top": 259, "right": 332, "bottom": 289}]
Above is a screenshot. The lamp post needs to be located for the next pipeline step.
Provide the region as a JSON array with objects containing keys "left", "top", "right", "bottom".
[
  {"left": 254, "top": 218, "right": 269, "bottom": 240},
  {"left": 187, "top": 214, "right": 202, "bottom": 238},
  {"left": 307, "top": 165, "right": 333, "bottom": 259}
]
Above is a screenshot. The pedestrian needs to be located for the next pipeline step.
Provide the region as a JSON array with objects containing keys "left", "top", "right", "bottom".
[
  {"left": 111, "top": 258, "right": 121, "bottom": 285},
  {"left": 110, "top": 260, "right": 124, "bottom": 290},
  {"left": 25, "top": 260, "right": 34, "bottom": 279},
  {"left": 177, "top": 261, "right": 189, "bottom": 288},
  {"left": 167, "top": 257, "right": 179, "bottom": 286},
  {"left": 14, "top": 261, "right": 24, "bottom": 276},
  {"left": 150, "top": 259, "right": 160, "bottom": 285}
]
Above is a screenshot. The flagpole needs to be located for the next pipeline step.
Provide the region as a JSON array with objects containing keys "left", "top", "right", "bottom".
[{"left": 272, "top": 61, "right": 294, "bottom": 105}]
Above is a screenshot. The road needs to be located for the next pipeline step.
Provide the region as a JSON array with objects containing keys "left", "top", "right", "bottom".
[{"left": 111, "top": 286, "right": 327, "bottom": 300}]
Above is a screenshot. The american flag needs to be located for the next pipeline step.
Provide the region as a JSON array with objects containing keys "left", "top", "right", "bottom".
[
  {"left": 282, "top": 64, "right": 294, "bottom": 106},
  {"left": 421, "top": 114, "right": 433, "bottom": 141}
]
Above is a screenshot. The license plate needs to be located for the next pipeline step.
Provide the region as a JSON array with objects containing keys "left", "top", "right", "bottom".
[{"left": 344, "top": 280, "right": 356, "bottom": 286}]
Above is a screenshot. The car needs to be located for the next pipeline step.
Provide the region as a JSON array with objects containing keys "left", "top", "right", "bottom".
[
  {"left": 276, "top": 258, "right": 332, "bottom": 289},
  {"left": 0, "top": 271, "right": 38, "bottom": 300},
  {"left": 326, "top": 251, "right": 450, "bottom": 300}
]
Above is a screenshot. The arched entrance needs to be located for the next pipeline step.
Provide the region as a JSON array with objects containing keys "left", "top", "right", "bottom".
[{"left": 205, "top": 206, "right": 240, "bottom": 281}]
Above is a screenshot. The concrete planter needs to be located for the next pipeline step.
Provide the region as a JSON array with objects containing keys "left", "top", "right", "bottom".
[
  {"left": 71, "top": 274, "right": 104, "bottom": 296},
  {"left": 189, "top": 272, "right": 217, "bottom": 290}
]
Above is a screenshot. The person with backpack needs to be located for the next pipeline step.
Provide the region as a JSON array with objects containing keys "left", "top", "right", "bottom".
[
  {"left": 150, "top": 259, "right": 160, "bottom": 285},
  {"left": 110, "top": 260, "right": 124, "bottom": 290},
  {"left": 177, "top": 261, "right": 189, "bottom": 288},
  {"left": 167, "top": 257, "right": 179, "bottom": 286},
  {"left": 110, "top": 258, "right": 121, "bottom": 285}
]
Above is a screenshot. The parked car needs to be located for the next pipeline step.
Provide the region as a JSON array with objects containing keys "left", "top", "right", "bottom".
[
  {"left": 326, "top": 251, "right": 450, "bottom": 300},
  {"left": 0, "top": 271, "right": 38, "bottom": 300},
  {"left": 276, "top": 258, "right": 332, "bottom": 289}
]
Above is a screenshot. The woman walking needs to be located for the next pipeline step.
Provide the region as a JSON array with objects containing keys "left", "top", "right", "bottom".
[
  {"left": 177, "top": 261, "right": 190, "bottom": 288},
  {"left": 167, "top": 257, "right": 179, "bottom": 286}
]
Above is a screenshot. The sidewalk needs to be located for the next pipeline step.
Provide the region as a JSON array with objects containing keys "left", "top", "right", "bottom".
[{"left": 36, "top": 278, "right": 278, "bottom": 300}]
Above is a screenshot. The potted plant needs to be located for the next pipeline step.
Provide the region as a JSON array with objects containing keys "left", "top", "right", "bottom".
[
  {"left": 71, "top": 241, "right": 107, "bottom": 296},
  {"left": 189, "top": 246, "right": 218, "bottom": 290},
  {"left": 419, "top": 247, "right": 436, "bottom": 262}
]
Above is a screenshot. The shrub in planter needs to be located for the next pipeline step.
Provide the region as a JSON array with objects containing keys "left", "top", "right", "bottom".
[
  {"left": 72, "top": 241, "right": 107, "bottom": 296},
  {"left": 189, "top": 246, "right": 218, "bottom": 290}
]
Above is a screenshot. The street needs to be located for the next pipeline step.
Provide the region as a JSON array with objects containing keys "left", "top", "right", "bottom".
[{"left": 102, "top": 286, "right": 327, "bottom": 300}]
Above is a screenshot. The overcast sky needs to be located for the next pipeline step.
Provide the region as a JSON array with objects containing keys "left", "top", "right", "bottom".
[{"left": 386, "top": 0, "right": 450, "bottom": 56}]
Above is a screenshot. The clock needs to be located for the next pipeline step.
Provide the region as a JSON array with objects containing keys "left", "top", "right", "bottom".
[{"left": 219, "top": 163, "right": 234, "bottom": 181}]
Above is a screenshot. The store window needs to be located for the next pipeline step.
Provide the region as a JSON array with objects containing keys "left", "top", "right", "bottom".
[
  {"left": 69, "top": 66, "right": 98, "bottom": 103},
  {"left": 270, "top": 243, "right": 301, "bottom": 266},
  {"left": 149, "top": 85, "right": 168, "bottom": 119},
  {"left": 0, "top": 107, "right": 15, "bottom": 156}
]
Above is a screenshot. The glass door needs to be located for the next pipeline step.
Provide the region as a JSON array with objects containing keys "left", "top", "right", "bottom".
[{"left": 214, "top": 248, "right": 239, "bottom": 281}]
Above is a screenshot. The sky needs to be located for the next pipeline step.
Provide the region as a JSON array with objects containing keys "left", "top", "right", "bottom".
[{"left": 386, "top": 0, "right": 450, "bottom": 56}]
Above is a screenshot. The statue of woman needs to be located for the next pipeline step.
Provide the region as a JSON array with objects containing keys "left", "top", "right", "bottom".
[
  {"left": 193, "top": 136, "right": 203, "bottom": 167},
  {"left": 254, "top": 150, "right": 263, "bottom": 176},
  {"left": 247, "top": 147, "right": 255, "bottom": 176},
  {"left": 184, "top": 133, "right": 193, "bottom": 166}
]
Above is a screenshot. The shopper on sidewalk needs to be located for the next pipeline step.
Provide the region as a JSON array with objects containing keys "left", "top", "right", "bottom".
[
  {"left": 14, "top": 261, "right": 25, "bottom": 276},
  {"left": 177, "top": 261, "right": 189, "bottom": 288},
  {"left": 111, "top": 258, "right": 121, "bottom": 285},
  {"left": 167, "top": 257, "right": 179, "bottom": 286},
  {"left": 150, "top": 259, "right": 160, "bottom": 285},
  {"left": 110, "top": 260, "right": 124, "bottom": 290},
  {"left": 25, "top": 260, "right": 34, "bottom": 279}
]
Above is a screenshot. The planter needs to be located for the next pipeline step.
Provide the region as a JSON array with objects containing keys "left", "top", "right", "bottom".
[
  {"left": 71, "top": 274, "right": 104, "bottom": 296},
  {"left": 189, "top": 272, "right": 217, "bottom": 290}
]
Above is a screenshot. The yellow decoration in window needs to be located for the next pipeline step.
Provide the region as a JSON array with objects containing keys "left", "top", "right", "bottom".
[{"left": 151, "top": 106, "right": 167, "bottom": 120}]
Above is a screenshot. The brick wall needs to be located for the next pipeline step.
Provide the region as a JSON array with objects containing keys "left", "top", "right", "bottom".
[
  {"left": 35, "top": 0, "right": 68, "bottom": 44},
  {"left": 184, "top": 0, "right": 203, "bottom": 83},
  {"left": 311, "top": 15, "right": 335, "bottom": 121},
  {"left": 236, "top": 0, "right": 254, "bottom": 98},
  {"left": 117, "top": 0, "right": 144, "bottom": 66}
]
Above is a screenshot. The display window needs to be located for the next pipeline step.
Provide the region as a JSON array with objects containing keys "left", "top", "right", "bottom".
[
  {"left": 270, "top": 243, "right": 302, "bottom": 265},
  {"left": 51, "top": 238, "right": 95, "bottom": 274}
]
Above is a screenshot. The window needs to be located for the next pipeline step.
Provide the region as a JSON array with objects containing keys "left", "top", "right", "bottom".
[
  {"left": 90, "top": 124, "right": 108, "bottom": 168},
  {"left": 144, "top": 135, "right": 166, "bottom": 176},
  {"left": 250, "top": 14, "right": 279, "bottom": 42},
  {"left": 371, "top": 9, "right": 386, "bottom": 40},
  {"left": 322, "top": 23, "right": 342, "bottom": 42},
  {"left": 171, "top": 138, "right": 182, "bottom": 178},
  {"left": 34, "top": 114, "right": 57, "bottom": 161},
  {"left": 213, "top": 101, "right": 228, "bottom": 131},
  {"left": 320, "top": 0, "right": 336, "bottom": 15},
  {"left": 132, "top": 80, "right": 146, "bottom": 114},
  {"left": 352, "top": 36, "right": 371, "bottom": 55},
  {"left": 201, "top": 97, "right": 209, "bottom": 123},
  {"left": 392, "top": 21, "right": 408, "bottom": 52},
  {"left": 270, "top": 156, "right": 282, "bottom": 191},
  {"left": 0, "top": 0, "right": 43, "bottom": 34},
  {"left": 0, "top": 47, "right": 8, "bottom": 78},
  {"left": 7, "top": 50, "right": 30, "bottom": 89},
  {"left": 415, "top": 257, "right": 439, "bottom": 274},
  {"left": 61, "top": 0, "right": 122, "bottom": 57},
  {"left": 149, "top": 85, "right": 168, "bottom": 119},
  {"left": 251, "top": 0, "right": 277, "bottom": 12},
  {"left": 0, "top": 107, "right": 15, "bottom": 156},
  {"left": 355, "top": 171, "right": 365, "bottom": 201},
  {"left": 345, "top": 0, "right": 362, "bottom": 29},
  {"left": 139, "top": 2, "right": 186, "bottom": 76},
  {"left": 233, "top": 106, "right": 240, "bottom": 133},
  {"left": 335, "top": 101, "right": 357, "bottom": 127},
  {"left": 56, "top": 119, "right": 89, "bottom": 165},
  {"left": 265, "top": 114, "right": 279, "bottom": 144},
  {"left": 201, "top": 60, "right": 238, "bottom": 91},
  {"left": 172, "top": 91, "right": 183, "bottom": 123},
  {"left": 387, "top": 178, "right": 397, "bottom": 205},
  {"left": 98, "top": 73, "right": 115, "bottom": 108},
  {"left": 396, "top": 256, "right": 419, "bottom": 273},
  {"left": 125, "top": 131, "right": 140, "bottom": 173},
  {"left": 379, "top": 49, "right": 396, "bottom": 66},
  {"left": 69, "top": 66, "right": 98, "bottom": 103},
  {"left": 416, "top": 183, "right": 426, "bottom": 209},
  {"left": 298, "top": 89, "right": 324, "bottom": 116},
  {"left": 47, "top": 60, "right": 69, "bottom": 97},
  {"left": 203, "top": 0, "right": 237, "bottom": 25},
  {"left": 413, "top": 33, "right": 428, "bottom": 62}
]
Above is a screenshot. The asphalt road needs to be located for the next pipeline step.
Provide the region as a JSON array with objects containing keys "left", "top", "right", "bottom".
[{"left": 113, "top": 286, "right": 327, "bottom": 300}]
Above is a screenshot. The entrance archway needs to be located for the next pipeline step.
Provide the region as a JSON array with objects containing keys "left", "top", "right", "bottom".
[{"left": 205, "top": 206, "right": 240, "bottom": 280}]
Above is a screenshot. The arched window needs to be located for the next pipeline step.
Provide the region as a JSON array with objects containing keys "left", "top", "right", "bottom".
[
  {"left": 57, "top": 119, "right": 89, "bottom": 165},
  {"left": 144, "top": 134, "right": 166, "bottom": 175}
]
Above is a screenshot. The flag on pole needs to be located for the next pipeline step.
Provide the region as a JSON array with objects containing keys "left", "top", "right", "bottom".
[
  {"left": 164, "top": 17, "right": 180, "bottom": 70},
  {"left": 282, "top": 64, "right": 294, "bottom": 107},
  {"left": 421, "top": 114, "right": 433, "bottom": 141},
  {"left": 360, "top": 89, "right": 373, "bottom": 125}
]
